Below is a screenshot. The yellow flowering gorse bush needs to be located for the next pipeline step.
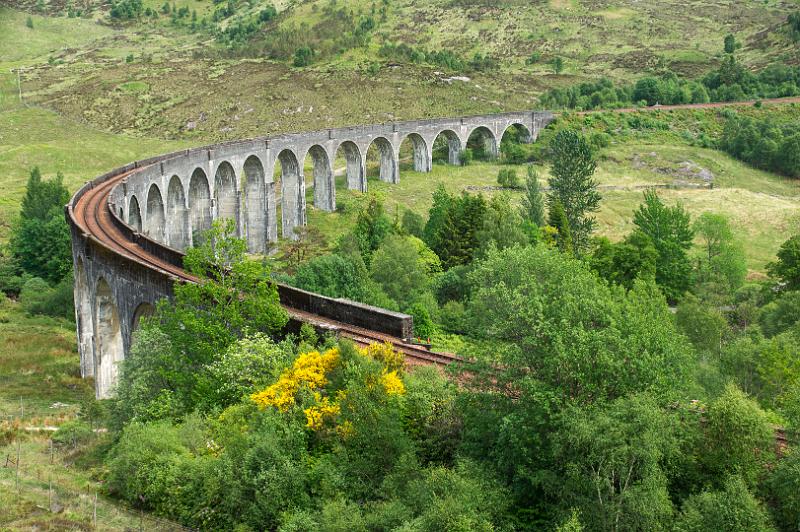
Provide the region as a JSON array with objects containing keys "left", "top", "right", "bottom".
[{"left": 251, "top": 343, "right": 405, "bottom": 432}]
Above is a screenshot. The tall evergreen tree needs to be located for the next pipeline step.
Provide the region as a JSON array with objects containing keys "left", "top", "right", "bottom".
[
  {"left": 521, "top": 165, "right": 546, "bottom": 227},
  {"left": 548, "top": 130, "right": 600, "bottom": 251},
  {"left": 548, "top": 198, "right": 573, "bottom": 254}
]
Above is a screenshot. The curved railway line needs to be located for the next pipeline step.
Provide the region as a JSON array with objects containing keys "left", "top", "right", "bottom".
[
  {"left": 68, "top": 96, "right": 800, "bottom": 378},
  {"left": 70, "top": 162, "right": 459, "bottom": 368}
]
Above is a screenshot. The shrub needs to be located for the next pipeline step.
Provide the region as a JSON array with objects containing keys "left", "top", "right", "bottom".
[
  {"left": 496, "top": 168, "right": 519, "bottom": 188},
  {"left": 52, "top": 420, "right": 93, "bottom": 448},
  {"left": 19, "top": 275, "right": 74, "bottom": 320},
  {"left": 459, "top": 148, "right": 473, "bottom": 166}
]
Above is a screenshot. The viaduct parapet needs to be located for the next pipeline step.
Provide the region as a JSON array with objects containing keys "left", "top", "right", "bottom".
[{"left": 67, "top": 110, "right": 554, "bottom": 398}]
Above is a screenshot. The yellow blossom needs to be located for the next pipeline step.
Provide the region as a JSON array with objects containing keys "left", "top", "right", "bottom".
[
  {"left": 251, "top": 348, "right": 340, "bottom": 411},
  {"left": 359, "top": 342, "right": 405, "bottom": 373},
  {"left": 380, "top": 370, "right": 405, "bottom": 396}
]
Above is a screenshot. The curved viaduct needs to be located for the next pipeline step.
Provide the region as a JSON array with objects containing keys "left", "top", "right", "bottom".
[{"left": 67, "top": 110, "right": 554, "bottom": 398}]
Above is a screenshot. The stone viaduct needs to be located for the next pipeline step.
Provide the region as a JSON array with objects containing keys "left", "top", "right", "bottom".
[{"left": 68, "top": 110, "right": 554, "bottom": 398}]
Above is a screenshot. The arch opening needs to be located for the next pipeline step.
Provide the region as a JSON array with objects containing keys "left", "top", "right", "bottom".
[
  {"left": 365, "top": 136, "right": 398, "bottom": 184},
  {"left": 166, "top": 175, "right": 189, "bottom": 250},
  {"left": 398, "top": 133, "right": 430, "bottom": 174},
  {"left": 431, "top": 130, "right": 462, "bottom": 165},
  {"left": 243, "top": 155, "right": 272, "bottom": 251},
  {"left": 304, "top": 145, "right": 335, "bottom": 212},
  {"left": 145, "top": 183, "right": 166, "bottom": 241},
  {"left": 214, "top": 161, "right": 239, "bottom": 232},
  {"left": 188, "top": 168, "right": 212, "bottom": 245},
  {"left": 94, "top": 278, "right": 123, "bottom": 399},
  {"left": 500, "top": 123, "right": 534, "bottom": 164},
  {"left": 466, "top": 126, "right": 498, "bottom": 161},
  {"left": 274, "top": 149, "right": 304, "bottom": 239},
  {"left": 75, "top": 259, "right": 94, "bottom": 378},
  {"left": 131, "top": 302, "right": 155, "bottom": 333},
  {"left": 128, "top": 195, "right": 142, "bottom": 231},
  {"left": 334, "top": 141, "right": 364, "bottom": 192}
]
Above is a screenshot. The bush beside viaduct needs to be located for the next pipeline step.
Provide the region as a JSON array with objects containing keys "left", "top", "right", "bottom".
[{"left": 67, "top": 110, "right": 554, "bottom": 398}]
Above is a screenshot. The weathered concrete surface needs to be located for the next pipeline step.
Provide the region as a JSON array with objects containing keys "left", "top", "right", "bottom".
[{"left": 71, "top": 110, "right": 554, "bottom": 398}]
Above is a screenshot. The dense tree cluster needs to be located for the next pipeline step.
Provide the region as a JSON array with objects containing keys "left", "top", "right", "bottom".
[
  {"left": 719, "top": 113, "right": 800, "bottom": 178},
  {"left": 541, "top": 58, "right": 800, "bottom": 110},
  {"left": 1, "top": 167, "right": 74, "bottom": 319}
]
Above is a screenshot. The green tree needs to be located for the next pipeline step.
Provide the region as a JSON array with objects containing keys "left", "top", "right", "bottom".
[
  {"left": 693, "top": 212, "right": 747, "bottom": 294},
  {"left": 119, "top": 220, "right": 288, "bottom": 415},
  {"left": 351, "top": 195, "right": 393, "bottom": 263},
  {"left": 550, "top": 56, "right": 564, "bottom": 74},
  {"left": 548, "top": 129, "right": 600, "bottom": 251},
  {"left": 521, "top": 165, "right": 546, "bottom": 227},
  {"left": 590, "top": 231, "right": 657, "bottom": 290},
  {"left": 369, "top": 234, "right": 430, "bottom": 310},
  {"left": 401, "top": 209, "right": 425, "bottom": 238},
  {"left": 675, "top": 294, "right": 729, "bottom": 354},
  {"left": 9, "top": 167, "right": 72, "bottom": 284},
  {"left": 293, "top": 46, "right": 314, "bottom": 67},
  {"left": 477, "top": 193, "right": 527, "bottom": 257},
  {"left": 723, "top": 33, "right": 739, "bottom": 54},
  {"left": 548, "top": 198, "right": 573, "bottom": 254},
  {"left": 767, "top": 234, "right": 800, "bottom": 290},
  {"left": 674, "top": 475, "right": 775, "bottom": 532},
  {"left": 26, "top": 16, "right": 34, "bottom": 28},
  {"left": 632, "top": 190, "right": 694, "bottom": 302},
  {"left": 766, "top": 448, "right": 800, "bottom": 530}
]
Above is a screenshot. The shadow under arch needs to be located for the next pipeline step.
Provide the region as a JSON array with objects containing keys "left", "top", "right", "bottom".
[
  {"left": 304, "top": 144, "right": 335, "bottom": 212},
  {"left": 166, "top": 175, "right": 189, "bottom": 250},
  {"left": 214, "top": 161, "right": 239, "bottom": 231},
  {"left": 398, "top": 133, "right": 430, "bottom": 174},
  {"left": 466, "top": 125, "right": 498, "bottom": 161},
  {"left": 242, "top": 154, "right": 273, "bottom": 252},
  {"left": 188, "top": 168, "right": 212, "bottom": 245},
  {"left": 366, "top": 136, "right": 398, "bottom": 184},
  {"left": 274, "top": 148, "right": 304, "bottom": 239},
  {"left": 145, "top": 183, "right": 165, "bottom": 241},
  {"left": 334, "top": 140, "right": 364, "bottom": 192},
  {"left": 431, "top": 129, "right": 462, "bottom": 165},
  {"left": 128, "top": 195, "right": 142, "bottom": 231}
]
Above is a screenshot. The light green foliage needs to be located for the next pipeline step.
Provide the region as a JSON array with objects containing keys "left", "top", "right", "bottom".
[
  {"left": 701, "top": 384, "right": 775, "bottom": 488},
  {"left": 633, "top": 190, "right": 694, "bottom": 302},
  {"left": 52, "top": 419, "right": 93, "bottom": 448},
  {"left": 476, "top": 193, "right": 527, "bottom": 257},
  {"left": 351, "top": 195, "right": 393, "bottom": 263},
  {"left": 693, "top": 212, "right": 747, "bottom": 296},
  {"left": 548, "top": 130, "right": 600, "bottom": 250},
  {"left": 369, "top": 234, "right": 430, "bottom": 312},
  {"left": 674, "top": 475, "right": 775, "bottom": 532},
  {"left": 496, "top": 168, "right": 519, "bottom": 188},
  {"left": 9, "top": 167, "right": 72, "bottom": 284},
  {"left": 555, "top": 510, "right": 585, "bottom": 532},
  {"left": 292, "top": 251, "right": 372, "bottom": 301},
  {"left": 553, "top": 394, "right": 677, "bottom": 531},
  {"left": 466, "top": 246, "right": 692, "bottom": 402},
  {"left": 590, "top": 232, "right": 657, "bottom": 290},
  {"left": 521, "top": 165, "right": 546, "bottom": 227},
  {"left": 675, "top": 294, "right": 729, "bottom": 354},
  {"left": 767, "top": 234, "right": 800, "bottom": 290}
]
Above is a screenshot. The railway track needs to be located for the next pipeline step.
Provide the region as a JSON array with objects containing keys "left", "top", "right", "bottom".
[{"left": 70, "top": 165, "right": 460, "bottom": 368}]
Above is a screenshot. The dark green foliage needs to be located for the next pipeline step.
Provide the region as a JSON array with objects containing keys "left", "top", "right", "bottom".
[
  {"left": 675, "top": 294, "right": 729, "bottom": 353},
  {"left": 351, "top": 195, "right": 393, "bottom": 263},
  {"left": 548, "top": 130, "right": 600, "bottom": 250},
  {"left": 719, "top": 114, "right": 800, "bottom": 178},
  {"left": 401, "top": 209, "right": 425, "bottom": 238},
  {"left": 9, "top": 167, "right": 72, "bottom": 285},
  {"left": 590, "top": 231, "right": 657, "bottom": 290},
  {"left": 548, "top": 198, "right": 573, "bottom": 254},
  {"left": 25, "top": 16, "right": 33, "bottom": 28},
  {"left": 758, "top": 291, "right": 800, "bottom": 337},
  {"left": 459, "top": 147, "right": 474, "bottom": 165},
  {"left": 767, "top": 234, "right": 800, "bottom": 289},
  {"left": 633, "top": 190, "right": 694, "bottom": 302},
  {"left": 425, "top": 190, "right": 486, "bottom": 269},
  {"left": 766, "top": 449, "right": 800, "bottom": 530},
  {"left": 369, "top": 235, "right": 430, "bottom": 310},
  {"left": 477, "top": 193, "right": 527, "bottom": 257},
  {"left": 724, "top": 34, "right": 739, "bottom": 54},
  {"left": 109, "top": 0, "right": 143, "bottom": 19},
  {"left": 52, "top": 420, "right": 93, "bottom": 448},
  {"left": 790, "top": 12, "right": 800, "bottom": 40},
  {"left": 541, "top": 60, "right": 800, "bottom": 110},
  {"left": 293, "top": 46, "right": 315, "bottom": 67},
  {"left": 291, "top": 252, "right": 372, "bottom": 301},
  {"left": 19, "top": 274, "right": 74, "bottom": 320}
]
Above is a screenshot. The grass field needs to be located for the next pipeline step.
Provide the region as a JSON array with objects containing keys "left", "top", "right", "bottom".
[{"left": 306, "top": 139, "right": 800, "bottom": 275}]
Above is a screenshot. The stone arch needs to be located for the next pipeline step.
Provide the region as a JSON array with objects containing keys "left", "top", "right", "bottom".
[
  {"left": 75, "top": 258, "right": 94, "bottom": 378},
  {"left": 188, "top": 168, "right": 212, "bottom": 245},
  {"left": 466, "top": 125, "right": 498, "bottom": 161},
  {"left": 500, "top": 123, "right": 533, "bottom": 144},
  {"left": 305, "top": 145, "right": 335, "bottom": 212},
  {"left": 334, "top": 141, "right": 364, "bottom": 191},
  {"left": 131, "top": 302, "right": 154, "bottom": 333},
  {"left": 94, "top": 278, "right": 124, "bottom": 399},
  {"left": 243, "top": 155, "right": 271, "bottom": 252},
  {"left": 431, "top": 129, "right": 462, "bottom": 165},
  {"left": 145, "top": 183, "right": 166, "bottom": 241},
  {"left": 214, "top": 161, "right": 239, "bottom": 231},
  {"left": 274, "top": 149, "right": 304, "bottom": 239},
  {"left": 128, "top": 195, "right": 142, "bottom": 231},
  {"left": 166, "top": 175, "right": 189, "bottom": 250},
  {"left": 366, "top": 136, "right": 398, "bottom": 184},
  {"left": 398, "top": 133, "right": 430, "bottom": 173}
]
